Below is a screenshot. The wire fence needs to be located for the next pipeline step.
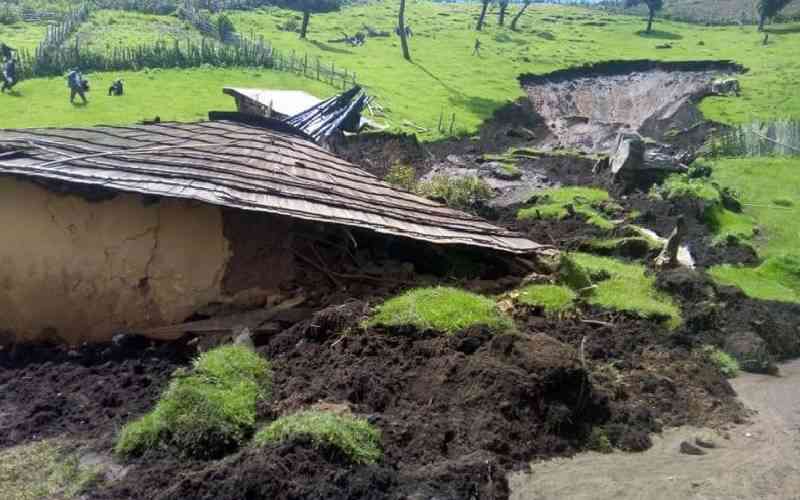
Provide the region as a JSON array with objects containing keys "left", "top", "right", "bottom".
[
  {"left": 17, "top": 35, "right": 358, "bottom": 90},
  {"left": 713, "top": 120, "right": 800, "bottom": 157}
]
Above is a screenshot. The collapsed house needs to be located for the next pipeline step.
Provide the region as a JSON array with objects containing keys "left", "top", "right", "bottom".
[{"left": 0, "top": 115, "right": 539, "bottom": 344}]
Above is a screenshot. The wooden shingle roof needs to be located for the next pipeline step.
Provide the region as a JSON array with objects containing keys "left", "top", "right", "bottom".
[{"left": 0, "top": 119, "right": 541, "bottom": 254}]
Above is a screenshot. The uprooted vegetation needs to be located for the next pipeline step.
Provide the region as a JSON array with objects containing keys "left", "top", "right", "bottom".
[
  {"left": 369, "top": 286, "right": 515, "bottom": 334},
  {"left": 517, "top": 186, "right": 618, "bottom": 229},
  {"left": 571, "top": 253, "right": 682, "bottom": 327},
  {"left": 255, "top": 410, "right": 382, "bottom": 465},
  {"left": 115, "top": 345, "right": 272, "bottom": 459}
]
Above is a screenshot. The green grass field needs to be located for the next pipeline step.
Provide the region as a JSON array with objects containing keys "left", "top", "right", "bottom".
[
  {"left": 65, "top": 10, "right": 205, "bottom": 50},
  {"left": 0, "top": 66, "right": 333, "bottom": 126}
]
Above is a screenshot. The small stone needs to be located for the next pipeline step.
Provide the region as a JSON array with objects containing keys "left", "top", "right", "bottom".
[
  {"left": 695, "top": 436, "right": 717, "bottom": 449},
  {"left": 680, "top": 441, "right": 706, "bottom": 455}
]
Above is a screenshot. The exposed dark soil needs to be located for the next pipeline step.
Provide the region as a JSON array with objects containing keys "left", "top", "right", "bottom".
[
  {"left": 1, "top": 295, "right": 747, "bottom": 500},
  {"left": 0, "top": 337, "right": 190, "bottom": 450}
]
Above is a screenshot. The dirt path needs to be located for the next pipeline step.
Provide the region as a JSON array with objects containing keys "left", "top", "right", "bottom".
[{"left": 509, "top": 359, "right": 800, "bottom": 500}]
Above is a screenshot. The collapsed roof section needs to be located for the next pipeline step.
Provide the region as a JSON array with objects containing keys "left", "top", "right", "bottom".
[
  {"left": 0, "top": 119, "right": 541, "bottom": 254},
  {"left": 224, "top": 86, "right": 370, "bottom": 142}
]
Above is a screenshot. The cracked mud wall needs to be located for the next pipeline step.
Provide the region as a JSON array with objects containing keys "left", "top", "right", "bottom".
[{"left": 0, "top": 177, "right": 232, "bottom": 344}]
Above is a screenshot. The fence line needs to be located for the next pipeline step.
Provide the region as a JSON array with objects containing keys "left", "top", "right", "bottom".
[
  {"left": 35, "top": 4, "right": 90, "bottom": 57},
  {"left": 18, "top": 36, "right": 358, "bottom": 90}
]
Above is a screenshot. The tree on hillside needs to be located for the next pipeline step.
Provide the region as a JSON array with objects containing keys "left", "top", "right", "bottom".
[
  {"left": 281, "top": 0, "right": 341, "bottom": 39},
  {"left": 476, "top": 0, "right": 491, "bottom": 31},
  {"left": 510, "top": 0, "right": 531, "bottom": 31},
  {"left": 398, "top": 0, "right": 411, "bottom": 60},
  {"left": 758, "top": 0, "right": 795, "bottom": 30},
  {"left": 625, "top": 0, "right": 663, "bottom": 33},
  {"left": 498, "top": 0, "right": 509, "bottom": 26}
]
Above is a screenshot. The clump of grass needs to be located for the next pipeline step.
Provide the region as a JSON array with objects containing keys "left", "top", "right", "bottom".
[
  {"left": 517, "top": 186, "right": 614, "bottom": 229},
  {"left": 254, "top": 410, "right": 382, "bottom": 464},
  {"left": 0, "top": 440, "right": 98, "bottom": 500},
  {"left": 570, "top": 253, "right": 682, "bottom": 328},
  {"left": 710, "top": 255, "right": 800, "bottom": 303},
  {"left": 702, "top": 346, "right": 740, "bottom": 378},
  {"left": 115, "top": 345, "right": 272, "bottom": 459},
  {"left": 516, "top": 284, "right": 577, "bottom": 315},
  {"left": 651, "top": 174, "right": 721, "bottom": 203},
  {"left": 416, "top": 175, "right": 494, "bottom": 211},
  {"left": 706, "top": 204, "right": 756, "bottom": 244},
  {"left": 586, "top": 427, "right": 613, "bottom": 454},
  {"left": 384, "top": 163, "right": 417, "bottom": 191},
  {"left": 369, "top": 286, "right": 514, "bottom": 334}
]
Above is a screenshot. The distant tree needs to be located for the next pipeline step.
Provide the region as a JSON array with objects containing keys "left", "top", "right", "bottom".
[
  {"left": 510, "top": 0, "right": 531, "bottom": 31},
  {"left": 476, "top": 0, "right": 491, "bottom": 31},
  {"left": 498, "top": 0, "right": 509, "bottom": 26},
  {"left": 280, "top": 0, "right": 341, "bottom": 39},
  {"left": 758, "top": 0, "right": 795, "bottom": 31},
  {"left": 398, "top": 0, "right": 411, "bottom": 60},
  {"left": 625, "top": 0, "right": 663, "bottom": 33}
]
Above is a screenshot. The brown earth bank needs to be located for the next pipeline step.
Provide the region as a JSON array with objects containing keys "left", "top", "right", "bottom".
[{"left": 0, "top": 297, "right": 747, "bottom": 499}]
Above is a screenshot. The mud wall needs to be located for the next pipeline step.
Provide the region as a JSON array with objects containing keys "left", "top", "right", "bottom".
[{"left": 0, "top": 177, "right": 294, "bottom": 344}]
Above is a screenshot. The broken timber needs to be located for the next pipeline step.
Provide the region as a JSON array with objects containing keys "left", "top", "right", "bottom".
[{"left": 140, "top": 296, "right": 307, "bottom": 340}]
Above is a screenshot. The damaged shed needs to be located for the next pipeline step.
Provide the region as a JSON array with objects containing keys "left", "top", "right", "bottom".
[{"left": 0, "top": 117, "right": 539, "bottom": 344}]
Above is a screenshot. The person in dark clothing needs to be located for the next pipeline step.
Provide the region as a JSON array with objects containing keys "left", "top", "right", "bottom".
[
  {"left": 67, "top": 69, "right": 88, "bottom": 104},
  {"left": 0, "top": 43, "right": 14, "bottom": 61},
  {"left": 1, "top": 57, "right": 18, "bottom": 93},
  {"left": 108, "top": 79, "right": 124, "bottom": 96},
  {"left": 472, "top": 38, "right": 482, "bottom": 56}
]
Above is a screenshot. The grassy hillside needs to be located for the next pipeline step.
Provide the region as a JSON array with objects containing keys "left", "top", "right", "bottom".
[
  {"left": 0, "top": 20, "right": 47, "bottom": 53},
  {"left": 2, "top": 1, "right": 799, "bottom": 138},
  {"left": 64, "top": 10, "right": 205, "bottom": 50}
]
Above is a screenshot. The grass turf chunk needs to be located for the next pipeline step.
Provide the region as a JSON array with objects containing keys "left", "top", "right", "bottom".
[
  {"left": 369, "top": 286, "right": 514, "bottom": 334},
  {"left": 702, "top": 346, "right": 740, "bottom": 378},
  {"left": 115, "top": 345, "right": 271, "bottom": 459},
  {"left": 710, "top": 256, "right": 800, "bottom": 303},
  {"left": 254, "top": 410, "right": 382, "bottom": 465},
  {"left": 517, "top": 186, "right": 614, "bottom": 229},
  {"left": 516, "top": 284, "right": 577, "bottom": 315},
  {"left": 570, "top": 253, "right": 682, "bottom": 328}
]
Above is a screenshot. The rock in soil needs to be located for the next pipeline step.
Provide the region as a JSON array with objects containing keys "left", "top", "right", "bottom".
[{"left": 680, "top": 441, "right": 707, "bottom": 455}]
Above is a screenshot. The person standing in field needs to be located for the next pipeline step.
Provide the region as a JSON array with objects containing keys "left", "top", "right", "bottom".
[
  {"left": 66, "top": 68, "right": 88, "bottom": 104},
  {"left": 472, "top": 38, "right": 482, "bottom": 56},
  {"left": 1, "top": 55, "right": 18, "bottom": 93}
]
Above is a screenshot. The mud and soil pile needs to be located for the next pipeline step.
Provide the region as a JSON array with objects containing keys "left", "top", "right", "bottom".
[
  {"left": 0, "top": 295, "right": 747, "bottom": 500},
  {"left": 519, "top": 60, "right": 743, "bottom": 154}
]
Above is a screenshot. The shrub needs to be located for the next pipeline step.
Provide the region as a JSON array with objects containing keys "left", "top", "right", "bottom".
[
  {"left": 369, "top": 286, "right": 514, "bottom": 335},
  {"left": 216, "top": 13, "right": 236, "bottom": 42},
  {"left": 416, "top": 175, "right": 493, "bottom": 211},
  {"left": 586, "top": 427, "right": 613, "bottom": 453},
  {"left": 279, "top": 17, "right": 300, "bottom": 32},
  {"left": 115, "top": 345, "right": 271, "bottom": 459},
  {"left": 255, "top": 410, "right": 382, "bottom": 464},
  {"left": 384, "top": 164, "right": 416, "bottom": 191},
  {"left": 0, "top": 6, "right": 20, "bottom": 25},
  {"left": 702, "top": 346, "right": 740, "bottom": 378},
  {"left": 651, "top": 174, "right": 720, "bottom": 204}
]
